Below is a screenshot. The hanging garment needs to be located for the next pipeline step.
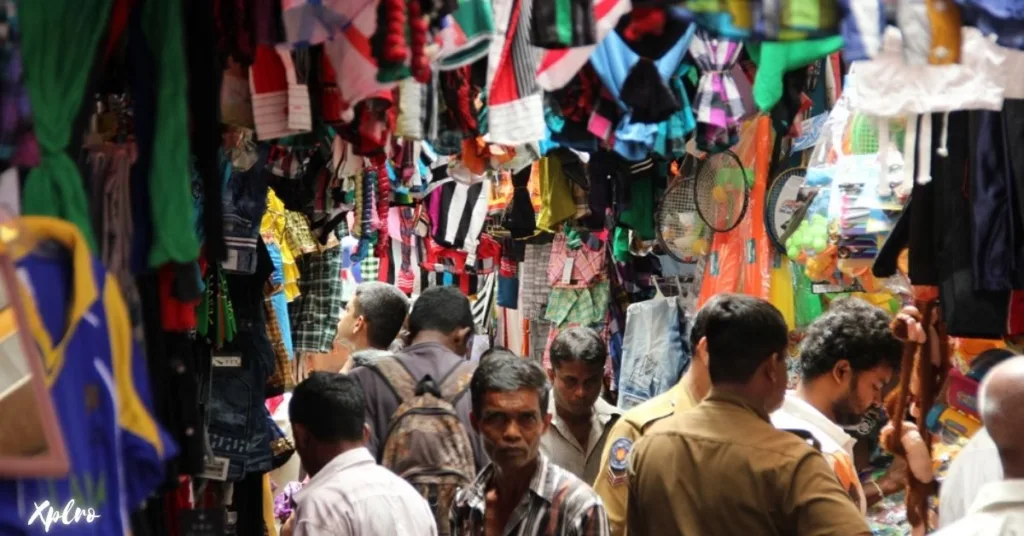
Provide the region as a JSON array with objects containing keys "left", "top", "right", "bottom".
[
  {"left": 846, "top": 26, "right": 1014, "bottom": 192},
  {"left": 135, "top": 0, "right": 201, "bottom": 267},
  {"left": 84, "top": 144, "right": 138, "bottom": 307},
  {"left": 18, "top": 0, "right": 113, "bottom": 252},
  {"left": 531, "top": 0, "right": 595, "bottom": 49},
  {"left": 519, "top": 242, "right": 554, "bottom": 320},
  {"left": 435, "top": 0, "right": 495, "bottom": 70},
  {"left": 0, "top": 0, "right": 38, "bottom": 169},
  {"left": 959, "top": 0, "right": 1024, "bottom": 49},
  {"left": 535, "top": 0, "right": 631, "bottom": 91},
  {"left": 486, "top": 0, "right": 546, "bottom": 145},
  {"left": 319, "top": 6, "right": 397, "bottom": 124},
  {"left": 222, "top": 151, "right": 270, "bottom": 275},
  {"left": 547, "top": 231, "right": 608, "bottom": 289},
  {"left": 249, "top": 46, "right": 313, "bottom": 141},
  {"left": 689, "top": 31, "right": 745, "bottom": 153},
  {"left": 588, "top": 25, "right": 695, "bottom": 160},
  {"left": 290, "top": 244, "right": 344, "bottom": 354},
  {"left": 429, "top": 178, "right": 491, "bottom": 265},
  {"left": 617, "top": 296, "right": 690, "bottom": 410},
  {"left": 535, "top": 155, "right": 577, "bottom": 232},
  {"left": 0, "top": 217, "right": 172, "bottom": 535},
  {"left": 544, "top": 281, "right": 611, "bottom": 327}
]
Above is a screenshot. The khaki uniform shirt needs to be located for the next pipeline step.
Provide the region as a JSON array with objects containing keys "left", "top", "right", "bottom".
[
  {"left": 627, "top": 390, "right": 871, "bottom": 536},
  {"left": 592, "top": 382, "right": 696, "bottom": 536}
]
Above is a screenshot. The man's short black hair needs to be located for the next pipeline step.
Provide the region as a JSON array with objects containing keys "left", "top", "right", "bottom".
[
  {"left": 289, "top": 372, "right": 365, "bottom": 442},
  {"left": 470, "top": 351, "right": 550, "bottom": 416},
  {"left": 353, "top": 282, "right": 409, "bottom": 349},
  {"left": 549, "top": 327, "right": 606, "bottom": 370},
  {"left": 799, "top": 297, "right": 902, "bottom": 381},
  {"left": 700, "top": 294, "right": 789, "bottom": 384},
  {"left": 407, "top": 286, "right": 474, "bottom": 338}
]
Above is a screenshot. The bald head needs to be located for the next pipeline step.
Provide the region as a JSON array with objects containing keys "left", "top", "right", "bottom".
[{"left": 980, "top": 356, "right": 1024, "bottom": 474}]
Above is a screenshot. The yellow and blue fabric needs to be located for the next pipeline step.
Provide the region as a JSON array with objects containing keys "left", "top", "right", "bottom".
[{"left": 0, "top": 217, "right": 172, "bottom": 535}]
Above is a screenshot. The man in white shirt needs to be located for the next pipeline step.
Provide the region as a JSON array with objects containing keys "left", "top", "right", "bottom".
[
  {"left": 939, "top": 428, "right": 1002, "bottom": 527},
  {"left": 539, "top": 327, "right": 621, "bottom": 483},
  {"left": 771, "top": 298, "right": 910, "bottom": 513},
  {"left": 288, "top": 372, "right": 437, "bottom": 536},
  {"left": 937, "top": 357, "right": 1024, "bottom": 535}
]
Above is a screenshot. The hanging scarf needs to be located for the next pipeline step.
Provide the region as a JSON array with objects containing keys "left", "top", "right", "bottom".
[
  {"left": 690, "top": 31, "right": 745, "bottom": 153},
  {"left": 19, "top": 0, "right": 112, "bottom": 251}
]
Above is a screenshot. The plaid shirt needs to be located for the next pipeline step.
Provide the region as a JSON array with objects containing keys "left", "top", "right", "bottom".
[
  {"left": 544, "top": 281, "right": 610, "bottom": 328},
  {"left": 290, "top": 244, "right": 344, "bottom": 354},
  {"left": 690, "top": 31, "right": 745, "bottom": 153},
  {"left": 451, "top": 453, "right": 610, "bottom": 536}
]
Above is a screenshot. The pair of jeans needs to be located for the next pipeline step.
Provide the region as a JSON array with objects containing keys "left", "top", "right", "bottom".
[
  {"left": 222, "top": 146, "right": 269, "bottom": 274},
  {"left": 208, "top": 303, "right": 274, "bottom": 480},
  {"left": 617, "top": 297, "right": 689, "bottom": 410}
]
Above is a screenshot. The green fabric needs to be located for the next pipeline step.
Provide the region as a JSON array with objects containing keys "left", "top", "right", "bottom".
[
  {"left": 618, "top": 175, "right": 655, "bottom": 240},
  {"left": 612, "top": 226, "right": 630, "bottom": 263},
  {"left": 18, "top": 0, "right": 111, "bottom": 253},
  {"left": 746, "top": 36, "right": 844, "bottom": 112},
  {"left": 436, "top": 0, "right": 495, "bottom": 69},
  {"left": 144, "top": 0, "right": 200, "bottom": 266},
  {"left": 555, "top": 0, "right": 573, "bottom": 46}
]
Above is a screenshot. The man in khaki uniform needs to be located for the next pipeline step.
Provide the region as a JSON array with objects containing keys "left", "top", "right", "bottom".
[
  {"left": 628, "top": 295, "right": 871, "bottom": 536},
  {"left": 592, "top": 297, "right": 710, "bottom": 536}
]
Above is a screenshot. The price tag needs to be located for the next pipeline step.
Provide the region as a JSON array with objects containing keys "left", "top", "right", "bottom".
[
  {"left": 179, "top": 509, "right": 226, "bottom": 536},
  {"left": 199, "top": 455, "right": 230, "bottom": 481},
  {"left": 212, "top": 354, "right": 242, "bottom": 368},
  {"left": 221, "top": 249, "right": 240, "bottom": 272},
  {"left": 561, "top": 258, "right": 574, "bottom": 285}
]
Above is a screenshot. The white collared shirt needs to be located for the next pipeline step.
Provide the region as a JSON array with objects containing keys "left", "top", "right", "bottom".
[
  {"left": 540, "top": 397, "right": 621, "bottom": 483},
  {"left": 770, "top": 391, "right": 866, "bottom": 513},
  {"left": 936, "top": 480, "right": 1024, "bottom": 535},
  {"left": 293, "top": 447, "right": 438, "bottom": 536},
  {"left": 940, "top": 428, "right": 1004, "bottom": 527}
]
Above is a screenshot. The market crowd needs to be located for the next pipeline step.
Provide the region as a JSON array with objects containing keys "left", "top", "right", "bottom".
[{"left": 278, "top": 284, "right": 1024, "bottom": 535}]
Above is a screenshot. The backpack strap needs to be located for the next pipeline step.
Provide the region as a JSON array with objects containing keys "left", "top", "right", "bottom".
[
  {"left": 438, "top": 360, "right": 477, "bottom": 405},
  {"left": 365, "top": 355, "right": 418, "bottom": 403}
]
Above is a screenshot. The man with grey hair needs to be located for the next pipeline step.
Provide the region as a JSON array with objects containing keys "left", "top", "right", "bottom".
[
  {"left": 450, "top": 350, "right": 610, "bottom": 535},
  {"left": 337, "top": 282, "right": 409, "bottom": 372},
  {"left": 936, "top": 356, "right": 1024, "bottom": 534}
]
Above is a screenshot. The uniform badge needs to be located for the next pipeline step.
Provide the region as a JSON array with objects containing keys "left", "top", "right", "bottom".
[{"left": 606, "top": 438, "right": 633, "bottom": 487}]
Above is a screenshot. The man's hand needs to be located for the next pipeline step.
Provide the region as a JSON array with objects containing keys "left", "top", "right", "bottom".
[
  {"left": 281, "top": 513, "right": 295, "bottom": 536},
  {"left": 896, "top": 306, "right": 927, "bottom": 343}
]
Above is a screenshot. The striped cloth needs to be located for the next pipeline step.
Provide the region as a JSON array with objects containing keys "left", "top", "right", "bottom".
[
  {"left": 689, "top": 31, "right": 745, "bottom": 153},
  {"left": 451, "top": 453, "right": 610, "bottom": 536},
  {"left": 486, "top": 0, "right": 545, "bottom": 145}
]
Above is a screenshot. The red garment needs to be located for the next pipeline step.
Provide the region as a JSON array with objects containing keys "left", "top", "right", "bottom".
[
  {"left": 421, "top": 234, "right": 502, "bottom": 275},
  {"left": 159, "top": 264, "right": 199, "bottom": 332}
]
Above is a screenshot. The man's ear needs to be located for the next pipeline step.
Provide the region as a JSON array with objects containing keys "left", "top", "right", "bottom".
[
  {"left": 455, "top": 326, "right": 473, "bottom": 347},
  {"left": 547, "top": 367, "right": 556, "bottom": 382},
  {"left": 540, "top": 411, "right": 553, "bottom": 434},
  {"left": 696, "top": 336, "right": 709, "bottom": 367},
  {"left": 353, "top": 315, "right": 366, "bottom": 334},
  {"left": 832, "top": 359, "right": 852, "bottom": 384},
  {"left": 362, "top": 422, "right": 371, "bottom": 445},
  {"left": 764, "top": 352, "right": 784, "bottom": 385}
]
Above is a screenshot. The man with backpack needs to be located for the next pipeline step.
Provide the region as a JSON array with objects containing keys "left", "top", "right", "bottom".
[{"left": 349, "top": 286, "right": 484, "bottom": 535}]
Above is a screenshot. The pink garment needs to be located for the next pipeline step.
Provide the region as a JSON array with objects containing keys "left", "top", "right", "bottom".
[{"left": 546, "top": 232, "right": 607, "bottom": 289}]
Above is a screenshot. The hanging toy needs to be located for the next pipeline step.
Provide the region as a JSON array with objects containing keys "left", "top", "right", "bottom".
[{"left": 882, "top": 301, "right": 949, "bottom": 536}]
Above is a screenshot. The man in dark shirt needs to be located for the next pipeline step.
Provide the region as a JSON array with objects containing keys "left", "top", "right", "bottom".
[{"left": 349, "top": 286, "right": 486, "bottom": 468}]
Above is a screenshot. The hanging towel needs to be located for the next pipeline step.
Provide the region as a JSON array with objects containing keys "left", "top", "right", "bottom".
[{"left": 689, "top": 31, "right": 746, "bottom": 153}]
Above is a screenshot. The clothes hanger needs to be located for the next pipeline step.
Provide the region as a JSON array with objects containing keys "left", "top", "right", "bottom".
[
  {"left": 0, "top": 208, "right": 70, "bottom": 478},
  {"left": 652, "top": 276, "right": 665, "bottom": 298}
]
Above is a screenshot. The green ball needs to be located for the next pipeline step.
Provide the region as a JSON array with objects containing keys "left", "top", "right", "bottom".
[
  {"left": 787, "top": 245, "right": 800, "bottom": 258},
  {"left": 812, "top": 237, "right": 827, "bottom": 251}
]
